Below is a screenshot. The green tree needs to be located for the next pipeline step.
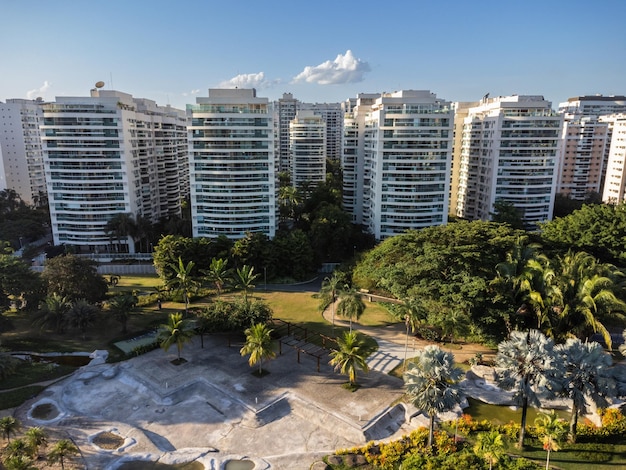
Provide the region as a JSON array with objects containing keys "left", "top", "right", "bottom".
[
  {"left": 495, "top": 329, "right": 557, "bottom": 448},
  {"left": 318, "top": 272, "right": 345, "bottom": 326},
  {"left": 549, "top": 250, "right": 626, "bottom": 349},
  {"left": 539, "top": 202, "right": 626, "bottom": 264},
  {"left": 473, "top": 430, "right": 505, "bottom": 470},
  {"left": 234, "top": 265, "right": 259, "bottom": 305},
  {"left": 0, "top": 253, "right": 42, "bottom": 314},
  {"left": 490, "top": 200, "right": 525, "bottom": 229},
  {"left": 67, "top": 299, "right": 99, "bottom": 339},
  {"left": 555, "top": 338, "right": 617, "bottom": 442},
  {"left": 24, "top": 426, "right": 47, "bottom": 458},
  {"left": 158, "top": 312, "right": 195, "bottom": 361},
  {"left": 329, "top": 331, "right": 369, "bottom": 388},
  {"left": 204, "top": 257, "right": 231, "bottom": 298},
  {"left": 534, "top": 411, "right": 567, "bottom": 470},
  {"left": 3, "top": 453, "right": 37, "bottom": 470},
  {"left": 41, "top": 254, "right": 108, "bottom": 303},
  {"left": 34, "top": 293, "right": 72, "bottom": 334},
  {"left": 153, "top": 235, "right": 222, "bottom": 284},
  {"left": 278, "top": 185, "right": 302, "bottom": 223},
  {"left": 336, "top": 287, "right": 365, "bottom": 332},
  {"left": 404, "top": 345, "right": 464, "bottom": 448},
  {"left": 167, "top": 257, "right": 199, "bottom": 315},
  {"left": 104, "top": 212, "right": 137, "bottom": 253},
  {"left": 107, "top": 292, "right": 138, "bottom": 333},
  {"left": 0, "top": 416, "right": 20, "bottom": 442},
  {"left": 48, "top": 439, "right": 79, "bottom": 470},
  {"left": 240, "top": 323, "right": 276, "bottom": 375}
]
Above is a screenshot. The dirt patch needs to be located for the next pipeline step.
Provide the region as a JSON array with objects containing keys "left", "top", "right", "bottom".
[{"left": 31, "top": 402, "right": 59, "bottom": 420}]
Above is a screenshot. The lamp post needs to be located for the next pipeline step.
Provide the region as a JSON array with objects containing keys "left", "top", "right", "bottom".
[
  {"left": 403, "top": 314, "right": 410, "bottom": 372},
  {"left": 264, "top": 266, "right": 267, "bottom": 291},
  {"left": 19, "top": 237, "right": 23, "bottom": 249}
]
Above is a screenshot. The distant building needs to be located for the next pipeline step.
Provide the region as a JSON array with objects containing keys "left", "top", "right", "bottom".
[
  {"left": 556, "top": 95, "right": 626, "bottom": 200},
  {"left": 343, "top": 90, "right": 453, "bottom": 239},
  {"left": 41, "top": 89, "right": 187, "bottom": 252},
  {"left": 188, "top": 88, "right": 277, "bottom": 239},
  {"left": 601, "top": 114, "right": 626, "bottom": 204},
  {"left": 275, "top": 93, "right": 342, "bottom": 174},
  {"left": 0, "top": 98, "right": 46, "bottom": 205},
  {"left": 289, "top": 110, "right": 326, "bottom": 190},
  {"left": 454, "top": 95, "right": 562, "bottom": 228}
]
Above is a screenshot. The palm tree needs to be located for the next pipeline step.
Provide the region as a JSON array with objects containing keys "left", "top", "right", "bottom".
[
  {"left": 555, "top": 337, "right": 617, "bottom": 442},
  {"left": 318, "top": 272, "right": 345, "bottom": 326},
  {"left": 473, "top": 430, "right": 505, "bottom": 470},
  {"left": 158, "top": 312, "right": 195, "bottom": 362},
  {"left": 0, "top": 416, "right": 20, "bottom": 442},
  {"left": 3, "top": 453, "right": 37, "bottom": 470},
  {"left": 336, "top": 286, "right": 365, "bottom": 332},
  {"left": 48, "top": 439, "right": 80, "bottom": 470},
  {"left": 204, "top": 257, "right": 231, "bottom": 298},
  {"left": 329, "top": 331, "right": 369, "bottom": 388},
  {"left": 278, "top": 185, "right": 302, "bottom": 222},
  {"left": 67, "top": 299, "right": 99, "bottom": 339},
  {"left": 35, "top": 293, "right": 72, "bottom": 334},
  {"left": 495, "top": 329, "right": 558, "bottom": 448},
  {"left": 240, "top": 323, "right": 276, "bottom": 375},
  {"left": 535, "top": 411, "right": 567, "bottom": 470},
  {"left": 104, "top": 212, "right": 137, "bottom": 253},
  {"left": 550, "top": 251, "right": 626, "bottom": 349},
  {"left": 107, "top": 292, "right": 138, "bottom": 333},
  {"left": 24, "top": 426, "right": 47, "bottom": 458},
  {"left": 234, "top": 265, "right": 259, "bottom": 305},
  {"left": 167, "top": 257, "right": 199, "bottom": 315},
  {"left": 404, "top": 345, "right": 464, "bottom": 448}
]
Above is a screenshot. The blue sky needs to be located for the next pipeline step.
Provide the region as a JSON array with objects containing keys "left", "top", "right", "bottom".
[{"left": 2, "top": 0, "right": 625, "bottom": 109}]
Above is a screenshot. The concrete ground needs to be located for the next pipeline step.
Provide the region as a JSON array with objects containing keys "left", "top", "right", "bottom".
[{"left": 14, "top": 334, "right": 410, "bottom": 470}]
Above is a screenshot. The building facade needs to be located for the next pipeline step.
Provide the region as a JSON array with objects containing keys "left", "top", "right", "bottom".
[
  {"left": 188, "top": 88, "right": 277, "bottom": 239},
  {"left": 454, "top": 95, "right": 562, "bottom": 228},
  {"left": 556, "top": 96, "right": 626, "bottom": 200},
  {"left": 41, "top": 89, "right": 187, "bottom": 252},
  {"left": 0, "top": 99, "right": 46, "bottom": 205},
  {"left": 289, "top": 110, "right": 326, "bottom": 189},
  {"left": 601, "top": 115, "right": 626, "bottom": 204},
  {"left": 343, "top": 90, "right": 453, "bottom": 239}
]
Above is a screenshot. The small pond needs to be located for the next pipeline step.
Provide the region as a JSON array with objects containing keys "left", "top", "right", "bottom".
[
  {"left": 224, "top": 460, "right": 254, "bottom": 470},
  {"left": 30, "top": 402, "right": 60, "bottom": 421},
  {"left": 116, "top": 461, "right": 204, "bottom": 470},
  {"left": 14, "top": 353, "right": 91, "bottom": 367}
]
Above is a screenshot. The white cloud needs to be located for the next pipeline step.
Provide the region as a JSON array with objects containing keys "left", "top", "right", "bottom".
[
  {"left": 26, "top": 81, "right": 52, "bottom": 100},
  {"left": 182, "top": 89, "right": 201, "bottom": 97},
  {"left": 292, "top": 50, "right": 371, "bottom": 85},
  {"left": 218, "top": 72, "right": 280, "bottom": 89}
]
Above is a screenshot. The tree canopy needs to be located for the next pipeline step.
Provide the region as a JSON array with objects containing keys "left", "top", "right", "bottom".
[{"left": 40, "top": 254, "right": 108, "bottom": 303}]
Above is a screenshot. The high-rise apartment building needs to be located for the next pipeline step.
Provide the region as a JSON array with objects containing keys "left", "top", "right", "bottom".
[
  {"left": 556, "top": 95, "right": 626, "bottom": 200},
  {"left": 454, "top": 95, "right": 562, "bottom": 228},
  {"left": 41, "top": 89, "right": 187, "bottom": 252},
  {"left": 343, "top": 90, "right": 452, "bottom": 239},
  {"left": 289, "top": 110, "right": 326, "bottom": 189},
  {"left": 0, "top": 99, "right": 46, "bottom": 205},
  {"left": 601, "top": 114, "right": 626, "bottom": 204},
  {"left": 188, "top": 88, "right": 277, "bottom": 239},
  {"left": 275, "top": 93, "right": 342, "bottom": 174}
]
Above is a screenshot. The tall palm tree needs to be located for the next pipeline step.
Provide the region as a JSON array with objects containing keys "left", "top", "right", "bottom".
[
  {"left": 278, "top": 185, "right": 302, "bottom": 222},
  {"left": 3, "top": 452, "right": 37, "bottom": 470},
  {"left": 240, "top": 323, "right": 276, "bottom": 375},
  {"left": 24, "top": 426, "right": 47, "bottom": 458},
  {"left": 234, "top": 265, "right": 259, "bottom": 305},
  {"left": 336, "top": 286, "right": 365, "bottom": 332},
  {"left": 555, "top": 337, "right": 617, "bottom": 442},
  {"left": 204, "top": 257, "right": 231, "bottom": 298},
  {"left": 107, "top": 292, "right": 138, "bottom": 333},
  {"left": 0, "top": 416, "right": 20, "bottom": 442},
  {"left": 404, "top": 345, "right": 464, "bottom": 448},
  {"left": 67, "top": 299, "right": 99, "bottom": 340},
  {"left": 158, "top": 312, "right": 195, "bottom": 362},
  {"left": 318, "top": 272, "right": 345, "bottom": 326},
  {"left": 495, "top": 329, "right": 558, "bottom": 448},
  {"left": 535, "top": 411, "right": 567, "bottom": 470},
  {"left": 329, "top": 331, "right": 369, "bottom": 388},
  {"left": 48, "top": 439, "right": 79, "bottom": 470},
  {"left": 167, "top": 257, "right": 199, "bottom": 315},
  {"left": 550, "top": 251, "right": 626, "bottom": 349},
  {"left": 35, "top": 293, "right": 72, "bottom": 333},
  {"left": 473, "top": 430, "right": 505, "bottom": 470},
  {"left": 104, "top": 213, "right": 137, "bottom": 253}
]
